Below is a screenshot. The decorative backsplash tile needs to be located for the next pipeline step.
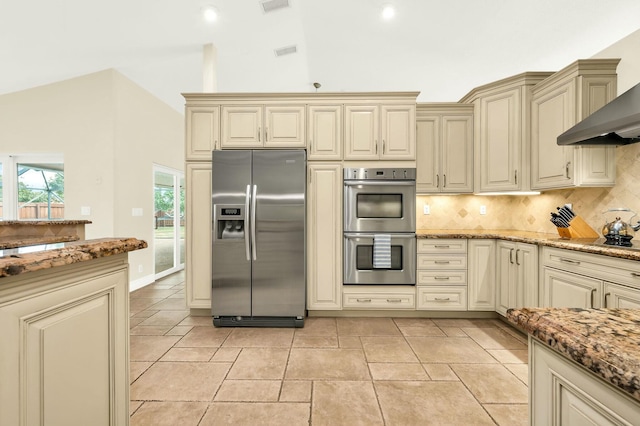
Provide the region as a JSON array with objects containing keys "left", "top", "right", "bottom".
[{"left": 417, "top": 143, "right": 640, "bottom": 236}]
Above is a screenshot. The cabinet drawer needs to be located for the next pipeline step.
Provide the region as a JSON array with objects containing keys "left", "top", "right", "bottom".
[
  {"left": 542, "top": 247, "right": 640, "bottom": 290},
  {"left": 342, "top": 288, "right": 415, "bottom": 310},
  {"left": 416, "top": 286, "right": 467, "bottom": 310},
  {"left": 418, "top": 270, "right": 467, "bottom": 285},
  {"left": 418, "top": 239, "right": 467, "bottom": 253},
  {"left": 418, "top": 254, "right": 467, "bottom": 270}
]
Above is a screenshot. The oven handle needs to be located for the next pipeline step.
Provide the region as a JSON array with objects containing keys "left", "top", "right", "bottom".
[
  {"left": 344, "top": 180, "right": 416, "bottom": 187},
  {"left": 344, "top": 232, "right": 416, "bottom": 239}
]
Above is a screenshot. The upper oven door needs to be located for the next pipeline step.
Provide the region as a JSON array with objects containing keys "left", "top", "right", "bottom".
[{"left": 344, "top": 180, "right": 416, "bottom": 233}]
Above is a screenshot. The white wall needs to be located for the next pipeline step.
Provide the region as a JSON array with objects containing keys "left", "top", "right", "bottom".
[
  {"left": 0, "top": 70, "right": 184, "bottom": 286},
  {"left": 593, "top": 28, "right": 640, "bottom": 93}
]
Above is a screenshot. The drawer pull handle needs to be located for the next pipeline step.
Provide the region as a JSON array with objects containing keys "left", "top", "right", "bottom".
[
  {"left": 590, "top": 288, "right": 596, "bottom": 308},
  {"left": 434, "top": 276, "right": 450, "bottom": 280},
  {"left": 434, "top": 245, "right": 450, "bottom": 249},
  {"left": 386, "top": 298, "right": 402, "bottom": 303},
  {"left": 434, "top": 260, "right": 450, "bottom": 264},
  {"left": 559, "top": 258, "right": 580, "bottom": 265},
  {"left": 434, "top": 297, "right": 451, "bottom": 301},
  {"left": 604, "top": 292, "right": 610, "bottom": 308},
  {"left": 356, "top": 298, "right": 372, "bottom": 303},
  {"left": 631, "top": 272, "right": 640, "bottom": 278}
]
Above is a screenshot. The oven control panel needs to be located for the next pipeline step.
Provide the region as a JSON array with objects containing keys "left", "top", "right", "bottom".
[{"left": 343, "top": 167, "right": 416, "bottom": 181}]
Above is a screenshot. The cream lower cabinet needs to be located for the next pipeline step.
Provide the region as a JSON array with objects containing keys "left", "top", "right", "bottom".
[
  {"left": 541, "top": 246, "right": 640, "bottom": 309},
  {"left": 343, "top": 286, "right": 416, "bottom": 310},
  {"left": 530, "top": 338, "right": 640, "bottom": 426},
  {"left": 185, "top": 163, "right": 212, "bottom": 309},
  {"left": 467, "top": 239, "right": 496, "bottom": 311},
  {"left": 0, "top": 256, "right": 130, "bottom": 426},
  {"left": 530, "top": 59, "right": 619, "bottom": 190},
  {"left": 416, "top": 239, "right": 467, "bottom": 310},
  {"left": 307, "top": 163, "right": 342, "bottom": 310},
  {"left": 416, "top": 104, "right": 473, "bottom": 193},
  {"left": 495, "top": 241, "right": 538, "bottom": 316}
]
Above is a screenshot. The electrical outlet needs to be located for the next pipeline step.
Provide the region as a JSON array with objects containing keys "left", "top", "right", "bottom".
[
  {"left": 423, "top": 204, "right": 430, "bottom": 215},
  {"left": 138, "top": 265, "right": 143, "bottom": 273},
  {"left": 132, "top": 208, "right": 143, "bottom": 217},
  {"left": 480, "top": 205, "right": 487, "bottom": 215},
  {"left": 80, "top": 206, "right": 91, "bottom": 216}
]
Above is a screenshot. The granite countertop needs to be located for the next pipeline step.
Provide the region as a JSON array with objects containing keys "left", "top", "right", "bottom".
[
  {"left": 507, "top": 307, "right": 640, "bottom": 402},
  {"left": 417, "top": 229, "right": 640, "bottom": 261},
  {"left": 0, "top": 220, "right": 92, "bottom": 226},
  {"left": 0, "top": 238, "right": 147, "bottom": 278}
]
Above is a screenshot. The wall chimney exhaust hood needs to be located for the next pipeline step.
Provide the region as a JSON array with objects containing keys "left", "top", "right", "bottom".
[{"left": 557, "top": 82, "right": 640, "bottom": 146}]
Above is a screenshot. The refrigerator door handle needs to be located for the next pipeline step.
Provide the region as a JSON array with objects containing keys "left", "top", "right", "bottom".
[
  {"left": 251, "top": 184, "right": 257, "bottom": 260},
  {"left": 244, "top": 184, "right": 251, "bottom": 261}
]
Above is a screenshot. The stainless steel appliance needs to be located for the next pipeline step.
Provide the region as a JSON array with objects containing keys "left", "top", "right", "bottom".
[
  {"left": 211, "top": 150, "right": 306, "bottom": 327},
  {"left": 343, "top": 167, "right": 416, "bottom": 286}
]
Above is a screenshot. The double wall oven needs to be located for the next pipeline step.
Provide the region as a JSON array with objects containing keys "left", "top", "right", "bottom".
[{"left": 343, "top": 167, "right": 416, "bottom": 286}]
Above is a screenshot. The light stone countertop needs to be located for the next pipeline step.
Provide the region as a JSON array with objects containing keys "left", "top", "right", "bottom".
[
  {"left": 0, "top": 238, "right": 147, "bottom": 278},
  {"left": 417, "top": 229, "right": 640, "bottom": 261},
  {"left": 507, "top": 307, "right": 640, "bottom": 402}
]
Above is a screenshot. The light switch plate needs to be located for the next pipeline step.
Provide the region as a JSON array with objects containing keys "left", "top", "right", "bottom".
[
  {"left": 80, "top": 206, "right": 91, "bottom": 216},
  {"left": 132, "top": 208, "right": 143, "bottom": 217}
]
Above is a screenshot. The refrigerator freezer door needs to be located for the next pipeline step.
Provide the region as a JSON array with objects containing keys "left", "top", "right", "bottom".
[
  {"left": 251, "top": 150, "right": 306, "bottom": 317},
  {"left": 212, "top": 150, "right": 252, "bottom": 316}
]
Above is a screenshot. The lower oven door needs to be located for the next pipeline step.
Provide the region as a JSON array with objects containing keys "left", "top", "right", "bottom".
[{"left": 344, "top": 233, "right": 416, "bottom": 285}]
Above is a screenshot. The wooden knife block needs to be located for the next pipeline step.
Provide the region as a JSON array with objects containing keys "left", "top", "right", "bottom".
[{"left": 556, "top": 215, "right": 600, "bottom": 239}]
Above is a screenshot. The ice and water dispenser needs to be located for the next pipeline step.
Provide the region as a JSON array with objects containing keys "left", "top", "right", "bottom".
[{"left": 214, "top": 205, "right": 245, "bottom": 241}]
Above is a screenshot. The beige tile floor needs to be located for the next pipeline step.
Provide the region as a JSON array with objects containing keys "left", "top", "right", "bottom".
[{"left": 129, "top": 271, "right": 529, "bottom": 425}]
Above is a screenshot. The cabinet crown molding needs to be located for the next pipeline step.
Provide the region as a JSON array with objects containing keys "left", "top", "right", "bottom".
[
  {"left": 459, "top": 72, "right": 554, "bottom": 103},
  {"left": 531, "top": 58, "right": 621, "bottom": 94},
  {"left": 183, "top": 91, "right": 420, "bottom": 103}
]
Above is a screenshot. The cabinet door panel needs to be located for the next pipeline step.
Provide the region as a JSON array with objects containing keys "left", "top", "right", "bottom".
[
  {"left": 604, "top": 282, "right": 640, "bottom": 309},
  {"left": 186, "top": 164, "right": 212, "bottom": 308},
  {"left": 265, "top": 105, "right": 305, "bottom": 147},
  {"left": 308, "top": 105, "right": 342, "bottom": 160},
  {"left": 344, "top": 105, "right": 379, "bottom": 159},
  {"left": 381, "top": 105, "right": 415, "bottom": 160},
  {"left": 468, "top": 240, "right": 495, "bottom": 311},
  {"left": 186, "top": 106, "right": 219, "bottom": 159},
  {"left": 441, "top": 115, "right": 473, "bottom": 192},
  {"left": 479, "top": 89, "right": 520, "bottom": 191},
  {"left": 307, "top": 164, "right": 342, "bottom": 309},
  {"left": 496, "top": 242, "right": 516, "bottom": 316},
  {"left": 221, "top": 106, "right": 262, "bottom": 147},
  {"left": 416, "top": 117, "right": 439, "bottom": 192},
  {"left": 542, "top": 268, "right": 601, "bottom": 309}
]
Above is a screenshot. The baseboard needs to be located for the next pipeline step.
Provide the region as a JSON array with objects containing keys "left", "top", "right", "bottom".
[{"left": 129, "top": 273, "right": 155, "bottom": 292}]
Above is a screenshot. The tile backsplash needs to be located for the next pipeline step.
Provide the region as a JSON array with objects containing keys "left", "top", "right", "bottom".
[{"left": 417, "top": 143, "right": 640, "bottom": 235}]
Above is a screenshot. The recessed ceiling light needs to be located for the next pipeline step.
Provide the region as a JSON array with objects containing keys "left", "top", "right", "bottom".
[
  {"left": 381, "top": 4, "right": 395, "bottom": 20},
  {"left": 202, "top": 5, "right": 218, "bottom": 23}
]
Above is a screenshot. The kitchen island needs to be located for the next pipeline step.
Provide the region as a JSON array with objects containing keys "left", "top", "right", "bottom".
[
  {"left": 0, "top": 236, "right": 146, "bottom": 426},
  {"left": 507, "top": 307, "right": 640, "bottom": 425}
]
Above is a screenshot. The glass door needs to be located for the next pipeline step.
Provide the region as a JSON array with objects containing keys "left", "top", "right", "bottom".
[{"left": 154, "top": 165, "right": 185, "bottom": 279}]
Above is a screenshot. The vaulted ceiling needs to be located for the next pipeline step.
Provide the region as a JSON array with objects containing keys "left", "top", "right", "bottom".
[{"left": 2, "top": 0, "right": 640, "bottom": 112}]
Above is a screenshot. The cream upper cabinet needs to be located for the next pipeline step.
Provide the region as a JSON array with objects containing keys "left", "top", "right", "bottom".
[
  {"left": 185, "top": 105, "right": 220, "bottom": 160},
  {"left": 531, "top": 59, "right": 619, "bottom": 190},
  {"left": 307, "top": 104, "right": 342, "bottom": 160},
  {"left": 416, "top": 103, "right": 473, "bottom": 193},
  {"left": 460, "top": 73, "right": 552, "bottom": 193},
  {"left": 307, "top": 163, "right": 342, "bottom": 310},
  {"left": 221, "top": 104, "right": 306, "bottom": 148},
  {"left": 344, "top": 103, "right": 416, "bottom": 160}
]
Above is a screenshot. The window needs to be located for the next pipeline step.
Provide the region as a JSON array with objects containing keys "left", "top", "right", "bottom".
[{"left": 0, "top": 154, "right": 64, "bottom": 220}]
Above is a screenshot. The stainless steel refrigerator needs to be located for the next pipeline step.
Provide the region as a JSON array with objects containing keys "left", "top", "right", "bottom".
[{"left": 211, "top": 150, "right": 306, "bottom": 327}]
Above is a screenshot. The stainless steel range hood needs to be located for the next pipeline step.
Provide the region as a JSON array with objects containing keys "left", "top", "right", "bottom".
[{"left": 557, "top": 82, "right": 640, "bottom": 146}]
